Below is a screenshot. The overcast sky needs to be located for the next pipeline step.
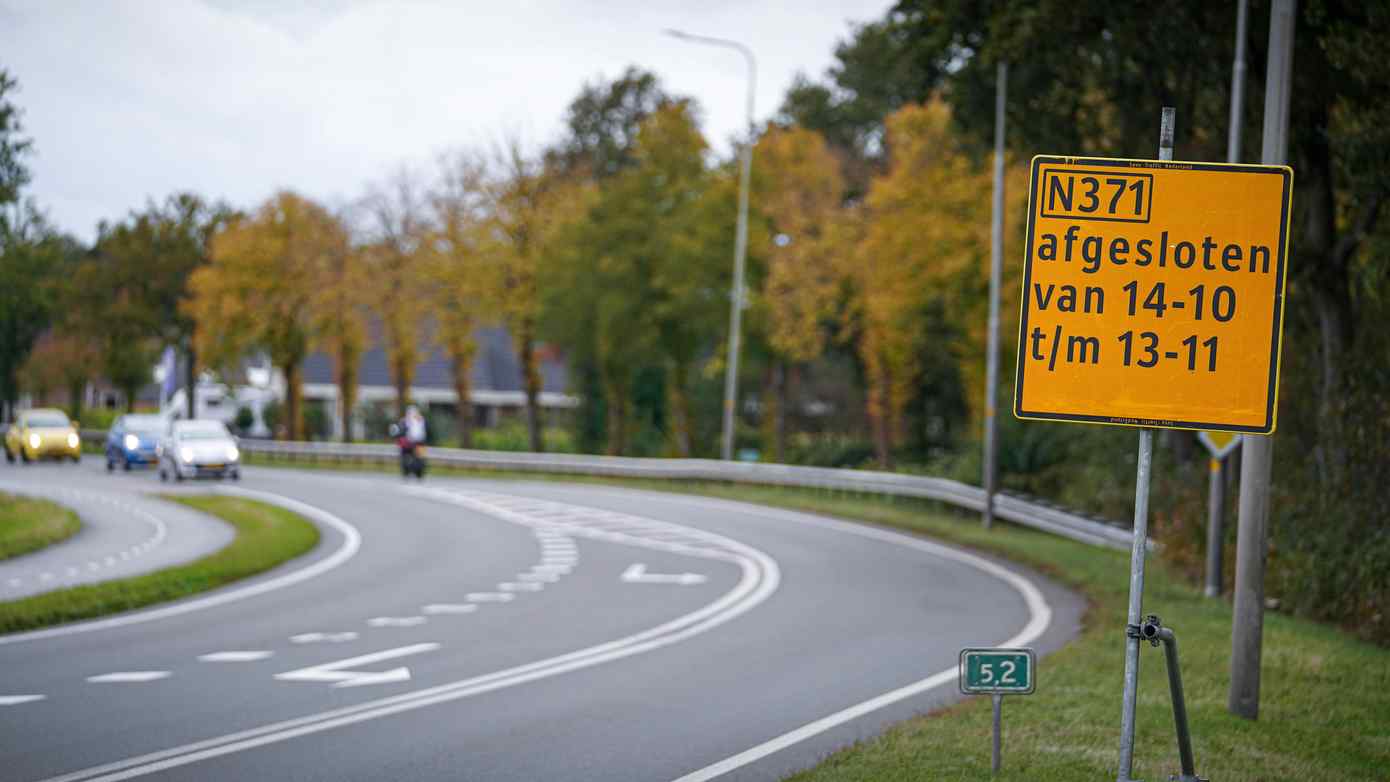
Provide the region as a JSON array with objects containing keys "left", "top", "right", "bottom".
[{"left": 1, "top": 0, "right": 890, "bottom": 241}]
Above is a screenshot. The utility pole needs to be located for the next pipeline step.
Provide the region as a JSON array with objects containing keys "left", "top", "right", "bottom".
[
  {"left": 1206, "top": 0, "right": 1251, "bottom": 599},
  {"left": 665, "top": 29, "right": 757, "bottom": 462},
  {"left": 983, "top": 61, "right": 1007, "bottom": 529},
  {"left": 1230, "top": 0, "right": 1295, "bottom": 721}
]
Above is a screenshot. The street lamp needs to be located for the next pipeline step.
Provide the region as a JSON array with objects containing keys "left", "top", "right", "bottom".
[{"left": 664, "top": 28, "right": 756, "bottom": 462}]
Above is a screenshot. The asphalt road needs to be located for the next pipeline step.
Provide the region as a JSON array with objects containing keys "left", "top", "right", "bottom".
[
  {"left": 0, "top": 468, "right": 234, "bottom": 600},
  {"left": 0, "top": 458, "right": 1083, "bottom": 782}
]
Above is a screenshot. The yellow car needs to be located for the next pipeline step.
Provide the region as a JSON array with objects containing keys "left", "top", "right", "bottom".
[{"left": 4, "top": 408, "right": 82, "bottom": 464}]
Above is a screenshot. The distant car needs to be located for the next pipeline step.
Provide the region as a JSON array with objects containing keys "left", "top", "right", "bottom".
[
  {"left": 3, "top": 408, "right": 82, "bottom": 464},
  {"left": 105, "top": 414, "right": 166, "bottom": 472},
  {"left": 158, "top": 419, "right": 241, "bottom": 482}
]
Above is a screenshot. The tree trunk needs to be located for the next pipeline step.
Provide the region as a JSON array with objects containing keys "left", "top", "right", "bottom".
[
  {"left": 773, "top": 361, "right": 788, "bottom": 463},
  {"left": 285, "top": 360, "right": 303, "bottom": 441},
  {"left": 337, "top": 345, "right": 359, "bottom": 443},
  {"left": 668, "top": 360, "right": 693, "bottom": 457},
  {"left": 66, "top": 379, "right": 85, "bottom": 424},
  {"left": 603, "top": 374, "right": 628, "bottom": 456},
  {"left": 184, "top": 342, "right": 197, "bottom": 420},
  {"left": 870, "top": 362, "right": 894, "bottom": 470},
  {"left": 122, "top": 382, "right": 138, "bottom": 414},
  {"left": 449, "top": 339, "right": 475, "bottom": 449},
  {"left": 517, "top": 317, "right": 544, "bottom": 453},
  {"left": 393, "top": 353, "right": 411, "bottom": 419}
]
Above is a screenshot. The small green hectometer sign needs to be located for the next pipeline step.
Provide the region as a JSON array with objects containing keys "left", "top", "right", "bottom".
[{"left": 959, "top": 648, "right": 1036, "bottom": 695}]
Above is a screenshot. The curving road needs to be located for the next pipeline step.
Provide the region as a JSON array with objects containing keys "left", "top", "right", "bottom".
[{"left": 0, "top": 459, "right": 1082, "bottom": 781}]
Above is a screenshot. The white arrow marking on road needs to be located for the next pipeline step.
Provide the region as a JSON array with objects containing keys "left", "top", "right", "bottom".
[
  {"left": 87, "top": 671, "right": 171, "bottom": 683},
  {"left": 421, "top": 603, "right": 477, "bottom": 615},
  {"left": 289, "top": 632, "right": 359, "bottom": 644},
  {"left": 621, "top": 563, "right": 707, "bottom": 586},
  {"left": 0, "top": 695, "right": 46, "bottom": 706},
  {"left": 275, "top": 642, "right": 440, "bottom": 689},
  {"left": 198, "top": 651, "right": 274, "bottom": 662},
  {"left": 366, "top": 616, "right": 427, "bottom": 628}
]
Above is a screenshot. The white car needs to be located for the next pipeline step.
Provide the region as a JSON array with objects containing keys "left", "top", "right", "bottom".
[{"left": 158, "top": 419, "right": 241, "bottom": 482}]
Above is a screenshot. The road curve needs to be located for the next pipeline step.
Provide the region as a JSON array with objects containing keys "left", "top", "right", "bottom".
[
  {"left": 0, "top": 470, "right": 235, "bottom": 600},
  {"left": 0, "top": 461, "right": 1083, "bottom": 782}
]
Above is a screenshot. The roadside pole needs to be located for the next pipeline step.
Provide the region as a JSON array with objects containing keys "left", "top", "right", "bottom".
[
  {"left": 1231, "top": 0, "right": 1296, "bottom": 721},
  {"left": 1205, "top": 457, "right": 1226, "bottom": 597},
  {"left": 983, "top": 60, "right": 1007, "bottom": 529},
  {"left": 1114, "top": 106, "right": 1174, "bottom": 782},
  {"left": 1205, "top": 0, "right": 1250, "bottom": 601}
]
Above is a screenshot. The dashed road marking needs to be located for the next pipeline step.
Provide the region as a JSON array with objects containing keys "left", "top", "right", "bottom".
[
  {"left": 290, "top": 632, "right": 359, "bottom": 644},
  {"left": 366, "top": 616, "right": 427, "bottom": 628},
  {"left": 497, "top": 582, "right": 542, "bottom": 592},
  {"left": 466, "top": 592, "right": 515, "bottom": 603},
  {"left": 87, "top": 671, "right": 171, "bottom": 683},
  {"left": 421, "top": 604, "right": 477, "bottom": 615},
  {"left": 0, "top": 695, "right": 46, "bottom": 706},
  {"left": 198, "top": 651, "right": 274, "bottom": 662}
]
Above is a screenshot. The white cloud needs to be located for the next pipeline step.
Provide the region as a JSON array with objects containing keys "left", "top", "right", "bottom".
[{"left": 1, "top": 0, "right": 890, "bottom": 239}]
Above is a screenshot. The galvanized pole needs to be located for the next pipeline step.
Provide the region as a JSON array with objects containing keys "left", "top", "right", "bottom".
[
  {"left": 1228, "top": 0, "right": 1250, "bottom": 164},
  {"left": 664, "top": 29, "right": 756, "bottom": 462},
  {"left": 983, "top": 61, "right": 1008, "bottom": 529},
  {"left": 991, "top": 694, "right": 1003, "bottom": 773},
  {"left": 1204, "top": 457, "right": 1225, "bottom": 597},
  {"left": 1231, "top": 0, "right": 1295, "bottom": 720},
  {"left": 1116, "top": 107, "right": 1174, "bottom": 782}
]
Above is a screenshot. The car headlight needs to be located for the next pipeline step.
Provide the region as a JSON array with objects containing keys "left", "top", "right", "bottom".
[
  {"left": 180, "top": 447, "right": 194, "bottom": 463},
  {"left": 226, "top": 445, "right": 239, "bottom": 462},
  {"left": 124, "top": 434, "right": 139, "bottom": 450},
  {"left": 67, "top": 432, "right": 80, "bottom": 449},
  {"left": 28, "top": 433, "right": 40, "bottom": 449}
]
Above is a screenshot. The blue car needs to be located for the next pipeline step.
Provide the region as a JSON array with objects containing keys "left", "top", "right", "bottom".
[{"left": 106, "top": 414, "right": 166, "bottom": 471}]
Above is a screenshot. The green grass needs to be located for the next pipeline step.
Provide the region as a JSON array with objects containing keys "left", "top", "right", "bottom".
[
  {"left": 0, "top": 495, "right": 319, "bottom": 634},
  {"left": 247, "top": 454, "right": 1389, "bottom": 781},
  {"left": 0, "top": 492, "right": 82, "bottom": 560}
]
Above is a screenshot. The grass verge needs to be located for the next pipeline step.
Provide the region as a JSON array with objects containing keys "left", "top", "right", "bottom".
[
  {"left": 0, "top": 494, "right": 319, "bottom": 634},
  {"left": 247, "top": 454, "right": 1388, "bottom": 780},
  {"left": 0, "top": 492, "right": 81, "bottom": 560}
]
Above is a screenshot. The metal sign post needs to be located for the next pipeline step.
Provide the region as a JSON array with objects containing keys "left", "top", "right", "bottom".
[
  {"left": 1198, "top": 431, "right": 1242, "bottom": 597},
  {"left": 959, "top": 647, "right": 1036, "bottom": 774},
  {"left": 1015, "top": 88, "right": 1293, "bottom": 776}
]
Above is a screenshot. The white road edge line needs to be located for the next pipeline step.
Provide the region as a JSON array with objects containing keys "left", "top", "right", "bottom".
[
  {"left": 558, "top": 488, "right": 1054, "bottom": 782},
  {"left": 35, "top": 488, "right": 781, "bottom": 782},
  {"left": 0, "top": 487, "right": 361, "bottom": 646}
]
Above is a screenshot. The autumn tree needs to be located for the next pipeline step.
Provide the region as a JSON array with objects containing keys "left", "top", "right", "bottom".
[
  {"left": 19, "top": 332, "right": 98, "bottom": 421},
  {"left": 311, "top": 211, "right": 368, "bottom": 442},
  {"left": 751, "top": 125, "right": 847, "bottom": 460},
  {"left": 849, "top": 100, "right": 1001, "bottom": 467},
  {"left": 485, "top": 141, "right": 590, "bottom": 453},
  {"left": 361, "top": 169, "right": 432, "bottom": 418},
  {"left": 189, "top": 192, "right": 347, "bottom": 440},
  {"left": 427, "top": 150, "right": 495, "bottom": 447}
]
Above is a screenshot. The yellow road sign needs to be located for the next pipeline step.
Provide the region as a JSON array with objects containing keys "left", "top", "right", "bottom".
[
  {"left": 1197, "top": 430, "right": 1241, "bottom": 459},
  {"left": 1014, "top": 156, "right": 1293, "bottom": 434}
]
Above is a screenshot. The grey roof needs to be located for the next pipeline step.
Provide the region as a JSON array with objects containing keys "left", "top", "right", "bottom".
[{"left": 302, "top": 325, "right": 568, "bottom": 394}]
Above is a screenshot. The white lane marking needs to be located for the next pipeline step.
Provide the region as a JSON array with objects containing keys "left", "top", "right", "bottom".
[
  {"left": 290, "top": 632, "right": 358, "bottom": 644},
  {"left": 366, "top": 616, "right": 427, "bottom": 628},
  {"left": 0, "top": 694, "right": 46, "bottom": 706},
  {"left": 516, "top": 572, "right": 559, "bottom": 583},
  {"left": 198, "top": 651, "right": 274, "bottom": 663},
  {"left": 0, "top": 487, "right": 361, "bottom": 647},
  {"left": 38, "top": 489, "right": 779, "bottom": 782},
  {"left": 421, "top": 604, "right": 477, "bottom": 615},
  {"left": 66, "top": 567, "right": 80, "bottom": 577},
  {"left": 39, "top": 572, "right": 54, "bottom": 581},
  {"left": 621, "top": 563, "right": 707, "bottom": 586},
  {"left": 648, "top": 495, "right": 1052, "bottom": 782},
  {"left": 497, "top": 582, "right": 542, "bottom": 592},
  {"left": 531, "top": 564, "right": 572, "bottom": 574},
  {"left": 274, "top": 643, "right": 440, "bottom": 688},
  {"left": 465, "top": 592, "right": 515, "bottom": 603},
  {"left": 6, "top": 578, "right": 20, "bottom": 587},
  {"left": 103, "top": 557, "right": 116, "bottom": 566},
  {"left": 86, "top": 672, "right": 171, "bottom": 683}
]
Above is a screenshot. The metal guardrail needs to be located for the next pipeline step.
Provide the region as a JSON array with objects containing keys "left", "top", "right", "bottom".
[{"left": 233, "top": 438, "right": 1138, "bottom": 550}]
